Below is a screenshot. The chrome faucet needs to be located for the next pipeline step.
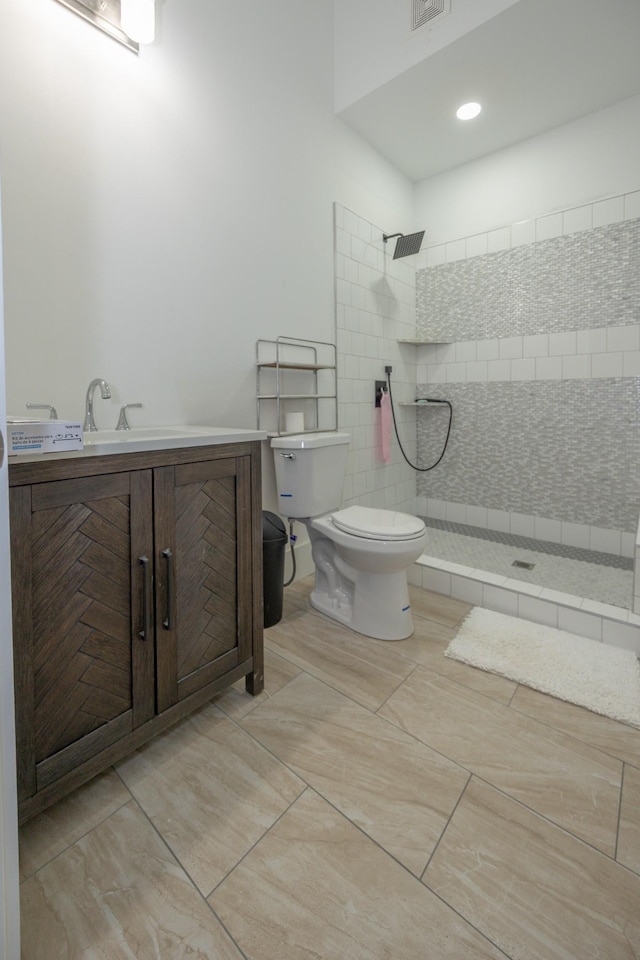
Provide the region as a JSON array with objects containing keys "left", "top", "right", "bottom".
[
  {"left": 26, "top": 402, "right": 58, "bottom": 419},
  {"left": 83, "top": 379, "right": 111, "bottom": 432}
]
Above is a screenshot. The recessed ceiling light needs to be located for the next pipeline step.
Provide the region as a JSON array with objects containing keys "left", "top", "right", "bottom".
[{"left": 456, "top": 102, "right": 482, "bottom": 120}]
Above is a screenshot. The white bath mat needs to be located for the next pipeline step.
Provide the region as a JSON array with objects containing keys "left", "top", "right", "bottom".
[{"left": 445, "top": 607, "right": 640, "bottom": 728}]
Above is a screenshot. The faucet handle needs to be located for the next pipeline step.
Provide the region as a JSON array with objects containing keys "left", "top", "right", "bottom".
[
  {"left": 26, "top": 402, "right": 58, "bottom": 420},
  {"left": 115, "top": 403, "right": 143, "bottom": 431}
]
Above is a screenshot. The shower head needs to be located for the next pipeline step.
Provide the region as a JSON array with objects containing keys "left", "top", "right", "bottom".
[{"left": 383, "top": 230, "right": 425, "bottom": 259}]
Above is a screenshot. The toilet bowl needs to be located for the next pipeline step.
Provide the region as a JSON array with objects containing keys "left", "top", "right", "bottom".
[
  {"left": 271, "top": 432, "right": 427, "bottom": 641},
  {"left": 308, "top": 507, "right": 427, "bottom": 640}
]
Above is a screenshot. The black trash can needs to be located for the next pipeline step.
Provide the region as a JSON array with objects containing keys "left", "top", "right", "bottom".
[{"left": 262, "top": 511, "right": 288, "bottom": 628}]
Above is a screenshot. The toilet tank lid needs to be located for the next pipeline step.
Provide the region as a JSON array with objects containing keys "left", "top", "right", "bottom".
[
  {"left": 271, "top": 431, "right": 350, "bottom": 449},
  {"left": 332, "top": 506, "right": 426, "bottom": 541}
]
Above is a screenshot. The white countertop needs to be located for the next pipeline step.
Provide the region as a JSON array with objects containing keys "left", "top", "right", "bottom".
[{"left": 8, "top": 425, "right": 268, "bottom": 462}]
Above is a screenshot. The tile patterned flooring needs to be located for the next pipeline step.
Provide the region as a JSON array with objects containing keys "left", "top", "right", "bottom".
[
  {"left": 422, "top": 520, "right": 634, "bottom": 610},
  {"left": 19, "top": 577, "right": 640, "bottom": 959}
]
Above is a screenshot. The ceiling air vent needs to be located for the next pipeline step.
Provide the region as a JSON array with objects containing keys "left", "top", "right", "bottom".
[{"left": 411, "top": 0, "right": 451, "bottom": 31}]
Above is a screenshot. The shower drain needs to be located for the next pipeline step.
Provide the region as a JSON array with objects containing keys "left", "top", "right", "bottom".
[{"left": 512, "top": 560, "right": 535, "bottom": 570}]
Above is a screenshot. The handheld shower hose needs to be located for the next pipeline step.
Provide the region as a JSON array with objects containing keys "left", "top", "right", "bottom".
[{"left": 386, "top": 369, "right": 452, "bottom": 472}]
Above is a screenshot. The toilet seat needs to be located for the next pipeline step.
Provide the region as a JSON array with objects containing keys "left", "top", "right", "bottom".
[{"left": 331, "top": 506, "right": 425, "bottom": 541}]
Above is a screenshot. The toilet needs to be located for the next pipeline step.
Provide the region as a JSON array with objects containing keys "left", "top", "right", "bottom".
[{"left": 271, "top": 431, "right": 427, "bottom": 640}]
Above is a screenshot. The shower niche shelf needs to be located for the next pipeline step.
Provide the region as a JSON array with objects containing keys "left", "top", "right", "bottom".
[
  {"left": 397, "top": 338, "right": 451, "bottom": 345},
  {"left": 256, "top": 336, "right": 337, "bottom": 437}
]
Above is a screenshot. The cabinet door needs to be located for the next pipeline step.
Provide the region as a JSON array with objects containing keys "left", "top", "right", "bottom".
[
  {"left": 154, "top": 455, "right": 253, "bottom": 711},
  {"left": 10, "top": 471, "right": 154, "bottom": 801}
]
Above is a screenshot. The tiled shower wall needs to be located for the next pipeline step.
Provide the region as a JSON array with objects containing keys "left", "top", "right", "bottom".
[
  {"left": 334, "top": 203, "right": 418, "bottom": 514},
  {"left": 415, "top": 194, "right": 640, "bottom": 557}
]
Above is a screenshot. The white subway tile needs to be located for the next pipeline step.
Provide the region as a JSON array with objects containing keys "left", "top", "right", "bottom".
[
  {"left": 576, "top": 328, "right": 607, "bottom": 354},
  {"left": 487, "top": 358, "right": 511, "bottom": 381},
  {"left": 487, "top": 227, "right": 511, "bottom": 252},
  {"left": 344, "top": 257, "right": 359, "bottom": 285},
  {"left": 426, "top": 244, "right": 446, "bottom": 267},
  {"left": 621, "top": 532, "right": 635, "bottom": 558},
  {"left": 535, "top": 356, "right": 562, "bottom": 380},
  {"left": 590, "top": 526, "right": 622, "bottom": 556},
  {"left": 504, "top": 578, "right": 543, "bottom": 597},
  {"left": 601, "top": 620, "right": 640, "bottom": 654},
  {"left": 426, "top": 498, "right": 447, "bottom": 520},
  {"left": 351, "top": 237, "right": 366, "bottom": 263},
  {"left": 624, "top": 190, "right": 640, "bottom": 221},
  {"left": 523, "top": 333, "right": 549, "bottom": 358},
  {"left": 499, "top": 336, "right": 523, "bottom": 359},
  {"left": 511, "top": 219, "right": 535, "bottom": 247},
  {"left": 477, "top": 339, "right": 500, "bottom": 361},
  {"left": 540, "top": 588, "right": 583, "bottom": 608},
  {"left": 593, "top": 195, "right": 625, "bottom": 227},
  {"left": 335, "top": 278, "right": 352, "bottom": 306},
  {"left": 534, "top": 516, "right": 562, "bottom": 543},
  {"left": 607, "top": 324, "right": 640, "bottom": 353},
  {"left": 466, "top": 505, "right": 488, "bottom": 528},
  {"left": 456, "top": 340, "right": 477, "bottom": 362},
  {"left": 557, "top": 608, "right": 602, "bottom": 641},
  {"left": 358, "top": 218, "right": 373, "bottom": 243},
  {"left": 518, "top": 595, "right": 558, "bottom": 628},
  {"left": 470, "top": 570, "right": 508, "bottom": 586},
  {"left": 592, "top": 352, "right": 623, "bottom": 378},
  {"left": 435, "top": 342, "right": 456, "bottom": 362},
  {"left": 510, "top": 358, "right": 535, "bottom": 380},
  {"left": 548, "top": 331, "right": 577, "bottom": 356},
  {"left": 421, "top": 567, "right": 452, "bottom": 596},
  {"left": 466, "top": 233, "right": 488, "bottom": 258},
  {"left": 561, "top": 522, "right": 590, "bottom": 549},
  {"left": 487, "top": 509, "right": 510, "bottom": 533},
  {"left": 536, "top": 213, "right": 563, "bottom": 241},
  {"left": 343, "top": 209, "right": 359, "bottom": 236},
  {"left": 581, "top": 598, "right": 628, "bottom": 620},
  {"left": 451, "top": 575, "right": 484, "bottom": 605},
  {"left": 510, "top": 513, "right": 535, "bottom": 537},
  {"left": 445, "top": 239, "right": 466, "bottom": 262},
  {"left": 466, "top": 360, "right": 488, "bottom": 381},
  {"left": 445, "top": 501, "right": 466, "bottom": 523},
  {"left": 623, "top": 351, "right": 640, "bottom": 377},
  {"left": 446, "top": 362, "right": 467, "bottom": 382},
  {"left": 562, "top": 354, "right": 591, "bottom": 379},
  {"left": 563, "top": 205, "right": 592, "bottom": 235},
  {"left": 483, "top": 585, "right": 519, "bottom": 616}
]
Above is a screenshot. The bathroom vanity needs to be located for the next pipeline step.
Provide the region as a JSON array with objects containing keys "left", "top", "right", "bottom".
[{"left": 8, "top": 430, "right": 265, "bottom": 823}]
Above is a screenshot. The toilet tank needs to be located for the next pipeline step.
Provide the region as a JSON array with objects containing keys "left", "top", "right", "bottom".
[{"left": 271, "top": 431, "right": 350, "bottom": 518}]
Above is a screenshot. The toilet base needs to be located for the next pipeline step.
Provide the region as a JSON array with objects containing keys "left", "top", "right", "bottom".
[{"left": 310, "top": 569, "right": 415, "bottom": 641}]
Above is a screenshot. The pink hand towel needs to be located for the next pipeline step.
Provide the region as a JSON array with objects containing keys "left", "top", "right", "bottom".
[{"left": 380, "top": 389, "right": 392, "bottom": 464}]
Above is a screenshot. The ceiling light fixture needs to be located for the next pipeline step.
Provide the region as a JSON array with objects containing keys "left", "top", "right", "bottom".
[{"left": 456, "top": 102, "right": 482, "bottom": 120}]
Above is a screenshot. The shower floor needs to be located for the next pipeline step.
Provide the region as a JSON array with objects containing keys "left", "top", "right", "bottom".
[{"left": 421, "top": 518, "right": 634, "bottom": 612}]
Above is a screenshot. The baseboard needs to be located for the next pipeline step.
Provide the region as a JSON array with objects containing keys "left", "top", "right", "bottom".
[{"left": 409, "top": 555, "right": 640, "bottom": 655}]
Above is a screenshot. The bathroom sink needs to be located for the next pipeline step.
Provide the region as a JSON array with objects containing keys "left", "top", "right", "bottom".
[{"left": 81, "top": 425, "right": 267, "bottom": 455}]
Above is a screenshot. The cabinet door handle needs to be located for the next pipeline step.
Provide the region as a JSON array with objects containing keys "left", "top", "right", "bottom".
[
  {"left": 162, "top": 548, "right": 173, "bottom": 630},
  {"left": 139, "top": 555, "right": 150, "bottom": 641}
]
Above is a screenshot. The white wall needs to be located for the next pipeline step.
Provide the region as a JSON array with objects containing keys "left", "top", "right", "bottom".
[
  {"left": 0, "top": 186, "right": 20, "bottom": 960},
  {"left": 413, "top": 94, "right": 640, "bottom": 244},
  {"left": 0, "top": 0, "right": 412, "bottom": 437},
  {"left": 334, "top": 0, "right": 519, "bottom": 112}
]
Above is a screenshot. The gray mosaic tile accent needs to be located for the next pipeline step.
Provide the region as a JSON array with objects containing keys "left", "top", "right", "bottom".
[
  {"left": 415, "top": 378, "right": 640, "bottom": 532},
  {"left": 416, "top": 219, "right": 640, "bottom": 342},
  {"left": 423, "top": 517, "right": 633, "bottom": 570}
]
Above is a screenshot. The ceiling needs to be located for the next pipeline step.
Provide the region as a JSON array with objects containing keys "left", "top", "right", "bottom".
[{"left": 338, "top": 0, "right": 640, "bottom": 183}]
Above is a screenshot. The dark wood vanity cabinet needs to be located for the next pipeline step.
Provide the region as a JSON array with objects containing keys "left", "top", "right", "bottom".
[{"left": 9, "top": 441, "right": 264, "bottom": 823}]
